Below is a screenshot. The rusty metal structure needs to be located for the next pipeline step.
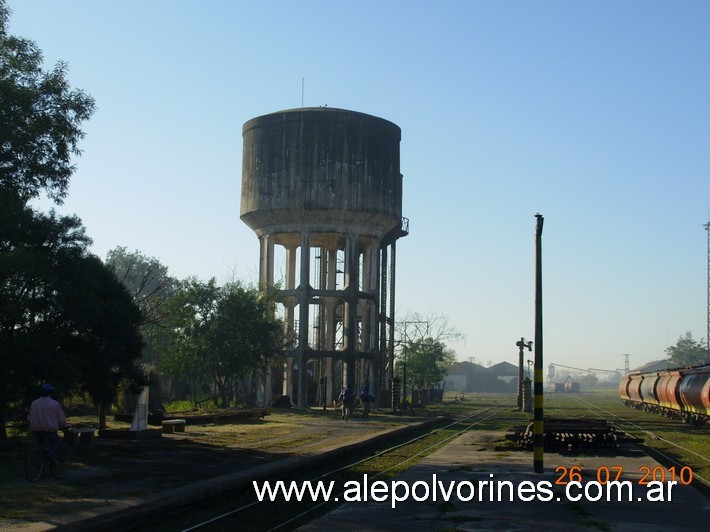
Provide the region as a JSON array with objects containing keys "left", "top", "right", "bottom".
[{"left": 240, "top": 107, "right": 408, "bottom": 408}]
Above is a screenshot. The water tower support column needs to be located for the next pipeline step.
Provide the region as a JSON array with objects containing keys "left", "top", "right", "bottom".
[{"left": 297, "top": 232, "right": 311, "bottom": 408}]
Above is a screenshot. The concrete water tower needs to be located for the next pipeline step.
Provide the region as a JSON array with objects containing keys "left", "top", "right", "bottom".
[{"left": 241, "top": 107, "right": 408, "bottom": 408}]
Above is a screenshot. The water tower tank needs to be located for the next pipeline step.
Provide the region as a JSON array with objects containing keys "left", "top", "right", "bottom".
[{"left": 241, "top": 107, "right": 403, "bottom": 238}]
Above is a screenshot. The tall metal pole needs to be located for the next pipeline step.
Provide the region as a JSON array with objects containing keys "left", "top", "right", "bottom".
[
  {"left": 533, "top": 213, "right": 544, "bottom": 474},
  {"left": 403, "top": 326, "right": 408, "bottom": 406},
  {"left": 705, "top": 222, "right": 710, "bottom": 358}
]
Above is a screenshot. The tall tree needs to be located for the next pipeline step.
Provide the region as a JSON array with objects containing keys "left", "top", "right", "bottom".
[
  {"left": 0, "top": 192, "right": 90, "bottom": 437},
  {"left": 105, "top": 246, "right": 176, "bottom": 364},
  {"left": 56, "top": 254, "right": 146, "bottom": 425},
  {"left": 204, "top": 282, "right": 283, "bottom": 407},
  {"left": 396, "top": 311, "right": 464, "bottom": 348},
  {"left": 665, "top": 331, "right": 709, "bottom": 367},
  {"left": 0, "top": 2, "right": 146, "bottom": 436},
  {"left": 0, "top": 196, "right": 146, "bottom": 433},
  {"left": 0, "top": 0, "right": 95, "bottom": 204},
  {"left": 401, "top": 337, "right": 457, "bottom": 391},
  {"left": 163, "top": 277, "right": 220, "bottom": 405},
  {"left": 164, "top": 279, "right": 284, "bottom": 407}
]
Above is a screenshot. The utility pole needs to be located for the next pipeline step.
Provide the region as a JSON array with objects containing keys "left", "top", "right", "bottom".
[
  {"left": 533, "top": 213, "right": 544, "bottom": 474},
  {"left": 516, "top": 337, "right": 532, "bottom": 410},
  {"left": 705, "top": 222, "right": 710, "bottom": 357}
]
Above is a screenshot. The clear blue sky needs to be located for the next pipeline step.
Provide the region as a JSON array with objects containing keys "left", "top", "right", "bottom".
[{"left": 9, "top": 0, "right": 710, "bottom": 372}]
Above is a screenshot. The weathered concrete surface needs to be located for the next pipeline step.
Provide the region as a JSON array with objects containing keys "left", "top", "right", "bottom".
[
  {"left": 301, "top": 430, "right": 710, "bottom": 531},
  {"left": 7, "top": 416, "right": 442, "bottom": 531},
  {"left": 241, "top": 107, "right": 403, "bottom": 237}
]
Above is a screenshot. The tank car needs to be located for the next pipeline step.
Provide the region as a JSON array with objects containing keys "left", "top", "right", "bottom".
[
  {"left": 619, "top": 375, "right": 630, "bottom": 402},
  {"left": 656, "top": 369, "right": 682, "bottom": 418},
  {"left": 619, "top": 364, "right": 710, "bottom": 425},
  {"left": 678, "top": 365, "right": 710, "bottom": 425},
  {"left": 639, "top": 372, "right": 660, "bottom": 409},
  {"left": 627, "top": 373, "right": 644, "bottom": 405}
]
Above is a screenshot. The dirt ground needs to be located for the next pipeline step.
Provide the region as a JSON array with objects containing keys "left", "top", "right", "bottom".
[{"left": 0, "top": 407, "right": 422, "bottom": 529}]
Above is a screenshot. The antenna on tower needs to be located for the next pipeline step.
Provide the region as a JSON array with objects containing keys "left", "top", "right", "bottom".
[{"left": 301, "top": 78, "right": 304, "bottom": 108}]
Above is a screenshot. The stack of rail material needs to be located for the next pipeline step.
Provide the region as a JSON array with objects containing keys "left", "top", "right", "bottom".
[{"left": 507, "top": 417, "right": 619, "bottom": 452}]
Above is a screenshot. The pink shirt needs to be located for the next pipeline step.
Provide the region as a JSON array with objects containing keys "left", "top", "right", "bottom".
[{"left": 28, "top": 396, "right": 67, "bottom": 432}]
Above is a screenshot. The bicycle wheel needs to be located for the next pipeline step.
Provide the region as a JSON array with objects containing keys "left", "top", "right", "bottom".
[
  {"left": 51, "top": 443, "right": 72, "bottom": 479},
  {"left": 25, "top": 446, "right": 45, "bottom": 482}
]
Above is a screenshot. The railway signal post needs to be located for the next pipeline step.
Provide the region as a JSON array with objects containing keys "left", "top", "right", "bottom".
[{"left": 516, "top": 337, "right": 532, "bottom": 410}]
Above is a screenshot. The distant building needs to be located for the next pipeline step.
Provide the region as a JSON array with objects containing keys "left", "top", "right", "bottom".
[
  {"left": 445, "top": 360, "right": 519, "bottom": 393},
  {"left": 444, "top": 370, "right": 467, "bottom": 391},
  {"left": 631, "top": 359, "right": 673, "bottom": 373}
]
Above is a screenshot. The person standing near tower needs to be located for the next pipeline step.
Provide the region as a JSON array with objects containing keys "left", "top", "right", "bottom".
[{"left": 338, "top": 384, "right": 355, "bottom": 422}]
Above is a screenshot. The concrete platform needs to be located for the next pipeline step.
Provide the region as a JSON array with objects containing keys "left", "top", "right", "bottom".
[
  {"left": 301, "top": 430, "right": 710, "bottom": 531},
  {"left": 17, "top": 417, "right": 443, "bottom": 531}
]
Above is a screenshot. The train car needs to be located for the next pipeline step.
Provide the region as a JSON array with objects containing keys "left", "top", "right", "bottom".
[
  {"left": 620, "top": 364, "right": 710, "bottom": 425},
  {"left": 678, "top": 365, "right": 710, "bottom": 425},
  {"left": 619, "top": 375, "right": 631, "bottom": 402},
  {"left": 656, "top": 369, "right": 682, "bottom": 417},
  {"left": 627, "top": 373, "right": 644, "bottom": 405},
  {"left": 639, "top": 372, "right": 660, "bottom": 408}
]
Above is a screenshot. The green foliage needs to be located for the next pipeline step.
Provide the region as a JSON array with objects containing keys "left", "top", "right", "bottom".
[
  {"left": 1, "top": 193, "right": 90, "bottom": 426},
  {"left": 163, "top": 279, "right": 284, "bottom": 407},
  {"left": 665, "top": 331, "right": 709, "bottom": 367},
  {"left": 56, "top": 254, "right": 146, "bottom": 407},
  {"left": 0, "top": 4, "right": 143, "bottom": 436},
  {"left": 105, "top": 246, "right": 177, "bottom": 325},
  {"left": 0, "top": 194, "right": 146, "bottom": 433},
  {"left": 162, "top": 277, "right": 219, "bottom": 399},
  {"left": 162, "top": 400, "right": 220, "bottom": 414},
  {"left": 105, "top": 246, "right": 177, "bottom": 364},
  {"left": 0, "top": 0, "right": 95, "bottom": 204},
  {"left": 400, "top": 337, "right": 457, "bottom": 390}
]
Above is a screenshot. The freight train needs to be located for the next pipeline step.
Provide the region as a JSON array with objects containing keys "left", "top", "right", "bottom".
[{"left": 619, "top": 364, "right": 710, "bottom": 425}]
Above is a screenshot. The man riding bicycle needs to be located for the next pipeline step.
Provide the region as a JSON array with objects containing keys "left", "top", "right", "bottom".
[{"left": 28, "top": 383, "right": 69, "bottom": 463}]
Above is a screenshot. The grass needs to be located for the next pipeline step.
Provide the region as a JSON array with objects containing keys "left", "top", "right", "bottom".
[{"left": 1, "top": 390, "right": 707, "bottom": 527}]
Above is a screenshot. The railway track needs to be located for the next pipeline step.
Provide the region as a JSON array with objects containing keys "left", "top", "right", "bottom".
[
  {"left": 570, "top": 394, "right": 710, "bottom": 488},
  {"left": 149, "top": 401, "right": 514, "bottom": 531}
]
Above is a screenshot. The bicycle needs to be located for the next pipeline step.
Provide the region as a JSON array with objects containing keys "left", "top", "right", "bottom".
[{"left": 25, "top": 435, "right": 72, "bottom": 482}]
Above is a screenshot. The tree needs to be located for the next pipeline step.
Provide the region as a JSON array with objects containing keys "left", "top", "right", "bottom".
[
  {"left": 394, "top": 312, "right": 463, "bottom": 401},
  {"left": 105, "top": 247, "right": 176, "bottom": 326},
  {"left": 401, "top": 338, "right": 457, "bottom": 391},
  {"left": 0, "top": 3, "right": 146, "bottom": 435},
  {"left": 105, "top": 246, "right": 177, "bottom": 364},
  {"left": 0, "top": 195, "right": 146, "bottom": 433},
  {"left": 665, "top": 331, "right": 709, "bottom": 367},
  {"left": 164, "top": 279, "right": 284, "bottom": 407},
  {"left": 0, "top": 192, "right": 91, "bottom": 437},
  {"left": 55, "top": 254, "right": 146, "bottom": 428},
  {"left": 396, "top": 311, "right": 464, "bottom": 348},
  {"left": 0, "top": 0, "right": 95, "bottom": 204},
  {"left": 163, "top": 277, "right": 220, "bottom": 405}
]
